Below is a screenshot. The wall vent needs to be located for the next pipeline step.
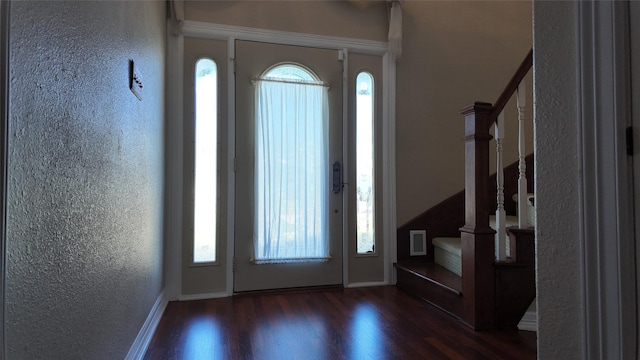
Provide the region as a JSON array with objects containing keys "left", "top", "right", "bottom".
[{"left": 409, "top": 230, "right": 427, "bottom": 256}]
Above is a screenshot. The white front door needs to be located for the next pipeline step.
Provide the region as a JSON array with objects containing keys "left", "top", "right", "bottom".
[{"left": 233, "top": 40, "right": 344, "bottom": 292}]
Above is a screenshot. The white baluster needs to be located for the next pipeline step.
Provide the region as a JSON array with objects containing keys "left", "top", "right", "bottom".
[
  {"left": 517, "top": 81, "right": 528, "bottom": 228},
  {"left": 495, "top": 112, "right": 507, "bottom": 261}
]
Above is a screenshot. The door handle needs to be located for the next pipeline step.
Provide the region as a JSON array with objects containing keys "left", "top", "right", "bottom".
[{"left": 332, "top": 161, "right": 342, "bottom": 194}]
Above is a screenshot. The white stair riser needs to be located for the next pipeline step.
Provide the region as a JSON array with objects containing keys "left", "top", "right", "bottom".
[
  {"left": 434, "top": 247, "right": 462, "bottom": 276},
  {"left": 432, "top": 237, "right": 462, "bottom": 276}
]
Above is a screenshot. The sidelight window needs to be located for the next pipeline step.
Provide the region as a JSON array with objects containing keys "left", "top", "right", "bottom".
[
  {"left": 356, "top": 72, "right": 375, "bottom": 254},
  {"left": 193, "top": 58, "right": 218, "bottom": 263}
]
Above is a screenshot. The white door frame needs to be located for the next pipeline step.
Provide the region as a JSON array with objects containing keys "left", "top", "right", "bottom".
[
  {"left": 165, "top": 19, "right": 396, "bottom": 299},
  {"left": 578, "top": 1, "right": 636, "bottom": 358}
]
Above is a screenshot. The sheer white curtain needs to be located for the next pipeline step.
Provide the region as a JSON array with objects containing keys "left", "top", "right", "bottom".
[{"left": 253, "top": 78, "right": 330, "bottom": 263}]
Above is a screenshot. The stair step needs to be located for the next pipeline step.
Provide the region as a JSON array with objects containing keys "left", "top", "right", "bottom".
[
  {"left": 432, "top": 237, "right": 461, "bottom": 255},
  {"left": 490, "top": 215, "right": 519, "bottom": 229},
  {"left": 432, "top": 237, "right": 462, "bottom": 276},
  {"left": 395, "top": 262, "right": 461, "bottom": 295},
  {"left": 432, "top": 214, "right": 530, "bottom": 277},
  {"left": 394, "top": 262, "right": 463, "bottom": 319}
]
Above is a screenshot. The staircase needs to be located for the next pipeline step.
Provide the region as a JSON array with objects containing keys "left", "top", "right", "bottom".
[
  {"left": 394, "top": 50, "right": 535, "bottom": 330},
  {"left": 433, "top": 195, "right": 532, "bottom": 275}
]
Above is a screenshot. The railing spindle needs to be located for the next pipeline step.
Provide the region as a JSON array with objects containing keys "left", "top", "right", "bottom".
[
  {"left": 516, "top": 81, "right": 528, "bottom": 228},
  {"left": 495, "top": 112, "right": 507, "bottom": 261}
]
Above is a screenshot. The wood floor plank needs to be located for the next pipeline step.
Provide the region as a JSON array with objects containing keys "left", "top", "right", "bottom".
[{"left": 144, "top": 286, "right": 536, "bottom": 360}]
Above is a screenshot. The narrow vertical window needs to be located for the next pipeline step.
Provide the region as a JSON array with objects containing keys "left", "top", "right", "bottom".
[
  {"left": 194, "top": 59, "right": 218, "bottom": 263},
  {"left": 356, "top": 72, "right": 375, "bottom": 254}
]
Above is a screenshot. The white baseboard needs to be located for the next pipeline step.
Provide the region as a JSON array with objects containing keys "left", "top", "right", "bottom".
[
  {"left": 178, "top": 291, "right": 230, "bottom": 301},
  {"left": 125, "top": 291, "right": 168, "bottom": 360},
  {"left": 517, "top": 310, "right": 538, "bottom": 332},
  {"left": 345, "top": 281, "right": 388, "bottom": 288}
]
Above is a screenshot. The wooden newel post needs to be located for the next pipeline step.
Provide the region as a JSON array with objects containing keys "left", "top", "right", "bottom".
[{"left": 459, "top": 102, "right": 496, "bottom": 330}]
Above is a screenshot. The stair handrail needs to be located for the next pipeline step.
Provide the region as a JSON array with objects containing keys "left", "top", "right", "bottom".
[{"left": 491, "top": 49, "right": 533, "bottom": 119}]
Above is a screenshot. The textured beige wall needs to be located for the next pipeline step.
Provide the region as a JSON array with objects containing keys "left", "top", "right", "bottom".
[
  {"left": 396, "top": 1, "right": 532, "bottom": 225},
  {"left": 7, "top": 2, "right": 165, "bottom": 359},
  {"left": 533, "top": 1, "right": 584, "bottom": 358},
  {"left": 185, "top": 0, "right": 389, "bottom": 41}
]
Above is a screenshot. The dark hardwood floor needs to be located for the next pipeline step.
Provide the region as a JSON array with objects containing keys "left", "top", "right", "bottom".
[{"left": 144, "top": 286, "right": 536, "bottom": 359}]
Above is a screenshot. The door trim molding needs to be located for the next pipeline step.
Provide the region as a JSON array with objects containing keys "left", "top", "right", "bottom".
[
  {"left": 170, "top": 20, "right": 396, "bottom": 295},
  {"left": 225, "top": 37, "right": 236, "bottom": 297},
  {"left": 633, "top": 2, "right": 640, "bottom": 356},
  {"left": 164, "top": 19, "right": 185, "bottom": 301},
  {"left": 341, "top": 47, "right": 350, "bottom": 287},
  {"left": 578, "top": 1, "right": 636, "bottom": 358},
  {"left": 383, "top": 51, "right": 397, "bottom": 285}
]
